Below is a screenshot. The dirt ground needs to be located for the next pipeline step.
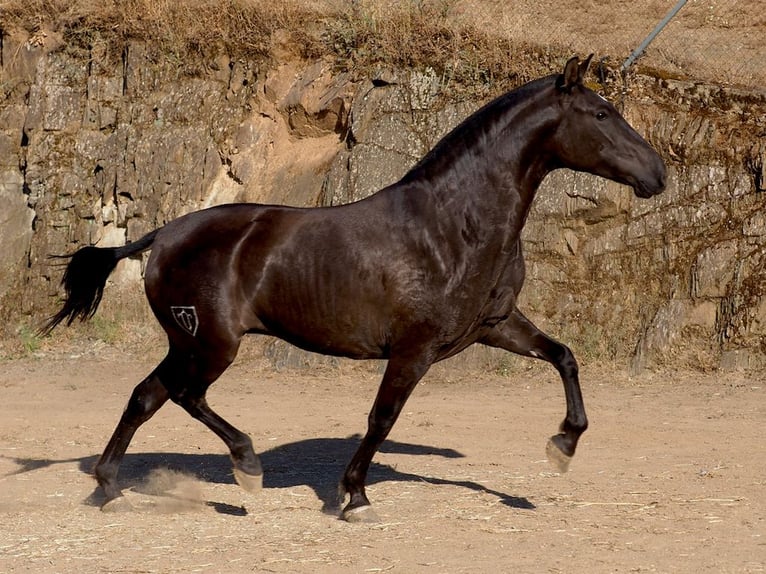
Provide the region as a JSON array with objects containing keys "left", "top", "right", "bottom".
[{"left": 0, "top": 344, "right": 764, "bottom": 574}]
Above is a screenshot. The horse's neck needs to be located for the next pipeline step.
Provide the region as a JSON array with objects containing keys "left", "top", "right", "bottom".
[{"left": 423, "top": 103, "right": 556, "bottom": 236}]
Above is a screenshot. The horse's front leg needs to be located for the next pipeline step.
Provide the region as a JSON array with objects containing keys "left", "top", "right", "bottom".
[
  {"left": 339, "top": 352, "right": 432, "bottom": 523},
  {"left": 480, "top": 307, "right": 588, "bottom": 472}
]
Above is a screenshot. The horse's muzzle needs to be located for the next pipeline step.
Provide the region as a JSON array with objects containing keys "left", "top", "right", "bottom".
[{"left": 633, "top": 157, "right": 667, "bottom": 198}]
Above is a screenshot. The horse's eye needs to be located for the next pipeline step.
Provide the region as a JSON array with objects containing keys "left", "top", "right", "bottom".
[{"left": 596, "top": 111, "right": 608, "bottom": 121}]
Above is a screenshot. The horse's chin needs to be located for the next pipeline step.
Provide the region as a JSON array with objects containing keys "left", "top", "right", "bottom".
[
  {"left": 633, "top": 186, "right": 654, "bottom": 199},
  {"left": 632, "top": 180, "right": 665, "bottom": 199}
]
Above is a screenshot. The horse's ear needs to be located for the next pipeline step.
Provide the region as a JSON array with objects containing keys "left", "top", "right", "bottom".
[
  {"left": 558, "top": 56, "right": 581, "bottom": 92},
  {"left": 558, "top": 54, "right": 594, "bottom": 92},
  {"left": 577, "top": 54, "right": 594, "bottom": 83}
]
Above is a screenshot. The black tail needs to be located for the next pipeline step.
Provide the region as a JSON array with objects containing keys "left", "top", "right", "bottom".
[{"left": 39, "top": 229, "right": 160, "bottom": 336}]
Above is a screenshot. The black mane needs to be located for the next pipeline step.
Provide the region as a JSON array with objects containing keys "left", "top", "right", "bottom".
[{"left": 399, "top": 74, "right": 558, "bottom": 185}]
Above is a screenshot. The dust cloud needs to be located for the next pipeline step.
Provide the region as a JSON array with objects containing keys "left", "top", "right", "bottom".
[{"left": 134, "top": 468, "right": 207, "bottom": 513}]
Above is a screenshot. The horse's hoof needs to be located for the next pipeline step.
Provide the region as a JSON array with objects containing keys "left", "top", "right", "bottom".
[
  {"left": 101, "top": 495, "right": 134, "bottom": 513},
  {"left": 341, "top": 505, "right": 380, "bottom": 524},
  {"left": 545, "top": 436, "right": 572, "bottom": 473},
  {"left": 233, "top": 468, "right": 263, "bottom": 493}
]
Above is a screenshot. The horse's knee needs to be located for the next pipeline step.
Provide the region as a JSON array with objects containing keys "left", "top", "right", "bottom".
[{"left": 367, "top": 411, "right": 396, "bottom": 438}]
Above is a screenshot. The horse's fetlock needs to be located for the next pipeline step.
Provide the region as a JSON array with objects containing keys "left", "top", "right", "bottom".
[
  {"left": 561, "top": 415, "right": 588, "bottom": 435},
  {"left": 232, "top": 434, "right": 254, "bottom": 454},
  {"left": 94, "top": 461, "right": 116, "bottom": 483}
]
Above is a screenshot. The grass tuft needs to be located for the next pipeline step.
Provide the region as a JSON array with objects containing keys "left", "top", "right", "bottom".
[{"left": 0, "top": 0, "right": 568, "bottom": 98}]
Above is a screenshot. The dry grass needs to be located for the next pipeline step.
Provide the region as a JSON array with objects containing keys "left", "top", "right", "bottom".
[
  {"left": 1, "top": 0, "right": 567, "bottom": 90},
  {"left": 455, "top": 0, "right": 765, "bottom": 87},
  {"left": 2, "top": 0, "right": 763, "bottom": 89},
  {"left": 2, "top": 0, "right": 323, "bottom": 61}
]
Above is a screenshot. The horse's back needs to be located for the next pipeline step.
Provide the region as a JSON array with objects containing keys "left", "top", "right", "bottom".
[{"left": 146, "top": 203, "right": 293, "bottom": 279}]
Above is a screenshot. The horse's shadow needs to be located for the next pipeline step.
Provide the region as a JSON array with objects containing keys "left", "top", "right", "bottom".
[{"left": 4, "top": 436, "right": 535, "bottom": 515}]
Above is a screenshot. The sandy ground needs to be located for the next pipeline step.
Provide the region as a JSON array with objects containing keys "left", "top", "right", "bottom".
[{"left": 0, "top": 346, "right": 764, "bottom": 573}]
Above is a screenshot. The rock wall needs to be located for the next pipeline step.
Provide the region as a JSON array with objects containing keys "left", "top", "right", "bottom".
[
  {"left": 1, "top": 32, "right": 764, "bottom": 372},
  {"left": 0, "top": 33, "right": 349, "bottom": 330}
]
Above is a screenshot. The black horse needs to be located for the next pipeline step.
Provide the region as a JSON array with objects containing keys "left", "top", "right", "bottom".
[{"left": 43, "top": 56, "right": 665, "bottom": 522}]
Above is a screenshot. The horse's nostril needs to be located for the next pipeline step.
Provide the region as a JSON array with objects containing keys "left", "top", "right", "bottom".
[
  {"left": 655, "top": 172, "right": 667, "bottom": 194},
  {"left": 656, "top": 159, "right": 667, "bottom": 188}
]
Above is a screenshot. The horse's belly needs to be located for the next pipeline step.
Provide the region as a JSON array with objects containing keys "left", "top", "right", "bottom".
[
  {"left": 250, "top": 270, "right": 392, "bottom": 360},
  {"left": 252, "top": 309, "right": 389, "bottom": 360}
]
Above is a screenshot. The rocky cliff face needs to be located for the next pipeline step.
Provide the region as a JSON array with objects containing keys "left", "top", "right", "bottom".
[{"left": 1, "top": 31, "right": 764, "bottom": 371}]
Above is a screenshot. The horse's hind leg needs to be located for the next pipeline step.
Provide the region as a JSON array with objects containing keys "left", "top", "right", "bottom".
[
  {"left": 480, "top": 307, "right": 588, "bottom": 472},
  {"left": 172, "top": 393, "right": 263, "bottom": 492},
  {"left": 94, "top": 369, "right": 170, "bottom": 511},
  {"left": 157, "top": 346, "right": 263, "bottom": 494},
  {"left": 94, "top": 344, "right": 261, "bottom": 511}
]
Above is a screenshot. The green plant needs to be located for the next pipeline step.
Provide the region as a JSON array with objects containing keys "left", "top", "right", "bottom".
[
  {"left": 494, "top": 354, "right": 515, "bottom": 377},
  {"left": 87, "top": 315, "right": 121, "bottom": 344},
  {"left": 16, "top": 325, "right": 41, "bottom": 355}
]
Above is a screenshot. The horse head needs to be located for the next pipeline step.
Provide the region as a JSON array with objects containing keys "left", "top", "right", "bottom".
[{"left": 550, "top": 55, "right": 666, "bottom": 198}]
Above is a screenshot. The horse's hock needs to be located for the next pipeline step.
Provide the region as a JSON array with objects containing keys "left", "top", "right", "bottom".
[{"left": 1, "top": 33, "right": 764, "bottom": 372}]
